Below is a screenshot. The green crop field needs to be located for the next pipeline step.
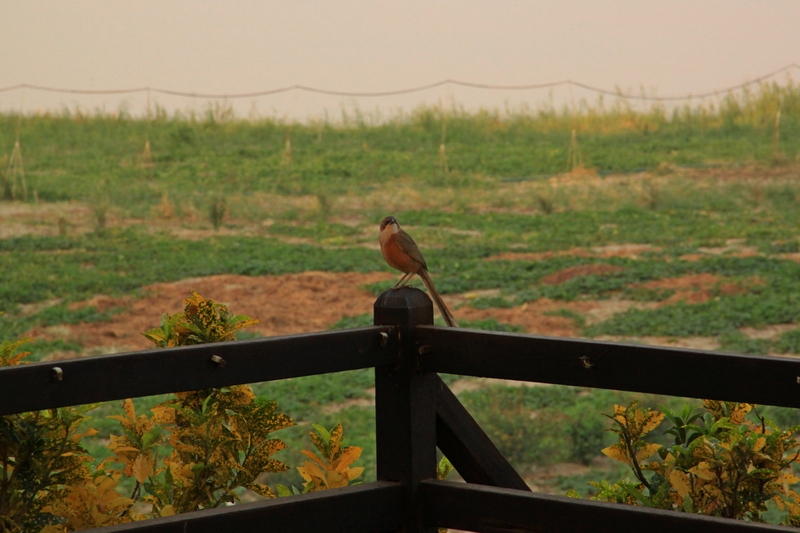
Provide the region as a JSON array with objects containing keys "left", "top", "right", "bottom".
[{"left": 2, "top": 80, "right": 800, "bottom": 498}]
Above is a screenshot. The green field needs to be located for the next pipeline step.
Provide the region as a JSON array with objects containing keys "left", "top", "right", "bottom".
[{"left": 2, "top": 81, "right": 800, "bottom": 495}]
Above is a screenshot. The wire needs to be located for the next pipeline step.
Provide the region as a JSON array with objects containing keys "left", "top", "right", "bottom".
[{"left": 0, "top": 63, "right": 797, "bottom": 102}]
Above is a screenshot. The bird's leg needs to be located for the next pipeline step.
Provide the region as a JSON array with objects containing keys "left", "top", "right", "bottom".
[{"left": 393, "top": 272, "right": 416, "bottom": 289}]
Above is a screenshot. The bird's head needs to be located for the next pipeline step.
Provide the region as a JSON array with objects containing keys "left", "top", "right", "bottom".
[{"left": 380, "top": 215, "right": 398, "bottom": 232}]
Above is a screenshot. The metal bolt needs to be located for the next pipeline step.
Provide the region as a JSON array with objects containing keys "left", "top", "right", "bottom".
[
  {"left": 210, "top": 355, "right": 226, "bottom": 367},
  {"left": 51, "top": 367, "right": 63, "bottom": 382},
  {"left": 378, "top": 332, "right": 389, "bottom": 348},
  {"left": 579, "top": 356, "right": 594, "bottom": 370},
  {"left": 418, "top": 345, "right": 432, "bottom": 355}
]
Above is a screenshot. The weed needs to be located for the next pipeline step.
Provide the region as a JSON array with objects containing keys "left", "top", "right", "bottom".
[
  {"left": 91, "top": 201, "right": 110, "bottom": 231},
  {"left": 458, "top": 385, "right": 687, "bottom": 470},
  {"left": 586, "top": 290, "right": 800, "bottom": 338},
  {"left": 535, "top": 193, "right": 555, "bottom": 215},
  {"left": 209, "top": 196, "right": 227, "bottom": 229},
  {"left": 459, "top": 318, "right": 524, "bottom": 333},
  {"left": 717, "top": 330, "right": 773, "bottom": 355},
  {"left": 543, "top": 308, "right": 586, "bottom": 329},
  {"left": 469, "top": 295, "right": 516, "bottom": 309},
  {"left": 774, "top": 329, "right": 800, "bottom": 354},
  {"left": 330, "top": 314, "right": 373, "bottom": 329}
]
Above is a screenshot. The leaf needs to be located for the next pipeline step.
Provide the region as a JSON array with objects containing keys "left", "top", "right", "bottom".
[
  {"left": 246, "top": 482, "right": 276, "bottom": 499},
  {"left": 730, "top": 403, "right": 752, "bottom": 425},
  {"left": 160, "top": 505, "right": 175, "bottom": 517},
  {"left": 334, "top": 446, "right": 363, "bottom": 469},
  {"left": 122, "top": 398, "right": 136, "bottom": 425},
  {"left": 298, "top": 461, "right": 326, "bottom": 483},
  {"left": 0, "top": 337, "right": 33, "bottom": 366},
  {"left": 602, "top": 444, "right": 630, "bottom": 464},
  {"left": 309, "top": 431, "right": 328, "bottom": 456},
  {"left": 133, "top": 453, "right": 154, "bottom": 483},
  {"left": 150, "top": 406, "right": 176, "bottom": 424},
  {"left": 752, "top": 436, "right": 767, "bottom": 452},
  {"left": 689, "top": 461, "right": 716, "bottom": 481},
  {"left": 635, "top": 442, "right": 662, "bottom": 462},
  {"left": 437, "top": 456, "right": 454, "bottom": 481},
  {"left": 669, "top": 470, "right": 691, "bottom": 499},
  {"left": 141, "top": 426, "right": 162, "bottom": 449},
  {"left": 329, "top": 424, "right": 344, "bottom": 450},
  {"left": 111, "top": 445, "right": 142, "bottom": 454},
  {"left": 348, "top": 466, "right": 364, "bottom": 481},
  {"left": 311, "top": 424, "right": 331, "bottom": 441},
  {"left": 299, "top": 449, "right": 328, "bottom": 468},
  {"left": 72, "top": 427, "right": 99, "bottom": 442},
  {"left": 782, "top": 472, "right": 800, "bottom": 485},
  {"left": 142, "top": 328, "right": 168, "bottom": 346},
  {"left": 640, "top": 411, "right": 665, "bottom": 436},
  {"left": 683, "top": 493, "right": 694, "bottom": 513}
]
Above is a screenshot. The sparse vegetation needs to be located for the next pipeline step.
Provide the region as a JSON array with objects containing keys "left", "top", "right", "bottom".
[{"left": 2, "top": 81, "right": 800, "bottom": 512}]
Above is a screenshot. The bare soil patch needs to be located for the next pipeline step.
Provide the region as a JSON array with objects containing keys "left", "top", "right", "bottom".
[
  {"left": 738, "top": 323, "right": 799, "bottom": 340},
  {"left": 0, "top": 201, "right": 95, "bottom": 238},
  {"left": 540, "top": 264, "right": 626, "bottom": 285},
  {"left": 28, "top": 271, "right": 394, "bottom": 355},
  {"left": 634, "top": 273, "right": 763, "bottom": 306},
  {"left": 454, "top": 297, "right": 647, "bottom": 337}
]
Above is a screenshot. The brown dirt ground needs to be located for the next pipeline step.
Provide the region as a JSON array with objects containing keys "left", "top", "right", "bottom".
[
  {"left": 634, "top": 273, "right": 764, "bottom": 306},
  {"left": 22, "top": 257, "right": 788, "bottom": 360},
  {"left": 27, "top": 271, "right": 395, "bottom": 356},
  {"left": 540, "top": 264, "right": 626, "bottom": 285}
]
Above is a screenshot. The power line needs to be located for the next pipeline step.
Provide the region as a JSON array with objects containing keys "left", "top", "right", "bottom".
[{"left": 0, "top": 63, "right": 797, "bottom": 102}]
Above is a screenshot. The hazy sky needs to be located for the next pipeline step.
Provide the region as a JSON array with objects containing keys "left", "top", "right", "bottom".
[{"left": 1, "top": 1, "right": 798, "bottom": 121}]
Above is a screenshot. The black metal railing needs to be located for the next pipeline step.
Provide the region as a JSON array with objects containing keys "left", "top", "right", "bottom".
[{"left": 1, "top": 287, "right": 798, "bottom": 532}]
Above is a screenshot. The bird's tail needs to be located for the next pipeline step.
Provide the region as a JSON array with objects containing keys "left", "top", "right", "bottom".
[{"left": 419, "top": 269, "right": 458, "bottom": 327}]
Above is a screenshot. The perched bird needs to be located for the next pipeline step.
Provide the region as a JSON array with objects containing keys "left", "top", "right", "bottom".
[{"left": 379, "top": 215, "right": 457, "bottom": 327}]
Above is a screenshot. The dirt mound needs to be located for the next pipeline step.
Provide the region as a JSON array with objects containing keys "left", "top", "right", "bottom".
[
  {"left": 20, "top": 269, "right": 766, "bottom": 360},
  {"left": 540, "top": 264, "right": 625, "bottom": 285},
  {"left": 29, "top": 271, "right": 395, "bottom": 355},
  {"left": 455, "top": 298, "right": 628, "bottom": 338},
  {"left": 635, "top": 273, "right": 763, "bottom": 306}
]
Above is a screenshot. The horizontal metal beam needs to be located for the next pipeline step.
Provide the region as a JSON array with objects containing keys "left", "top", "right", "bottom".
[
  {"left": 420, "top": 480, "right": 792, "bottom": 533},
  {"left": 94, "top": 481, "right": 403, "bottom": 533},
  {"left": 416, "top": 327, "right": 800, "bottom": 409},
  {"left": 0, "top": 326, "right": 397, "bottom": 416}
]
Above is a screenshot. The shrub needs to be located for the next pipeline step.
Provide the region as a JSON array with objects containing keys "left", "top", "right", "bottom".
[
  {"left": 586, "top": 401, "right": 800, "bottom": 525},
  {"left": 1, "top": 293, "right": 365, "bottom": 531}
]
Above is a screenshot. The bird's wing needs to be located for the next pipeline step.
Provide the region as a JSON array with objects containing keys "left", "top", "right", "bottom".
[{"left": 394, "top": 231, "right": 427, "bottom": 269}]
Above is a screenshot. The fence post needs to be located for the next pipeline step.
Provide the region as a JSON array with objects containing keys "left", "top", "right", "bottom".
[{"left": 374, "top": 287, "right": 437, "bottom": 533}]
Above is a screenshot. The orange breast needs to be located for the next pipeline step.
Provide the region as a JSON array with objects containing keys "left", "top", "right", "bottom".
[{"left": 381, "top": 233, "right": 422, "bottom": 274}]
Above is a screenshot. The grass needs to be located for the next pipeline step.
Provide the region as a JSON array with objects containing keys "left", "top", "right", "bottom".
[
  {"left": 457, "top": 384, "right": 693, "bottom": 471},
  {"left": 3, "top": 81, "right": 800, "bottom": 497},
  {"left": 2, "top": 82, "right": 799, "bottom": 218},
  {"left": 718, "top": 328, "right": 800, "bottom": 356},
  {"left": 585, "top": 291, "right": 800, "bottom": 338}
]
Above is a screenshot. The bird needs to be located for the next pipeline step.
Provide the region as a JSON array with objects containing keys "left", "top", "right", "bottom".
[{"left": 379, "top": 215, "right": 458, "bottom": 327}]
